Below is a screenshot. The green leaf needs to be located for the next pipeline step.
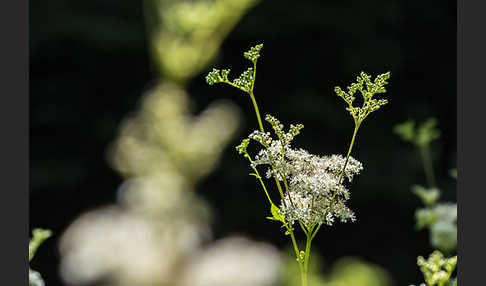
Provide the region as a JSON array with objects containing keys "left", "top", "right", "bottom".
[
  {"left": 412, "top": 185, "right": 440, "bottom": 207},
  {"left": 266, "top": 203, "right": 285, "bottom": 224},
  {"left": 394, "top": 120, "right": 416, "bottom": 143},
  {"left": 29, "top": 228, "right": 52, "bottom": 262},
  {"left": 415, "top": 208, "right": 438, "bottom": 230},
  {"left": 416, "top": 118, "right": 441, "bottom": 146}
]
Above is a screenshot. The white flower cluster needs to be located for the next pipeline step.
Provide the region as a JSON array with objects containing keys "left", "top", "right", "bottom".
[
  {"left": 180, "top": 237, "right": 281, "bottom": 286},
  {"left": 247, "top": 115, "right": 363, "bottom": 226}
]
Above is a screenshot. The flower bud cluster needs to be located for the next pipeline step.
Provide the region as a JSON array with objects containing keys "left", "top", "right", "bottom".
[
  {"left": 265, "top": 115, "right": 304, "bottom": 146},
  {"left": 235, "top": 138, "right": 250, "bottom": 155},
  {"left": 233, "top": 67, "right": 254, "bottom": 92},
  {"left": 206, "top": 68, "right": 223, "bottom": 85},
  {"left": 243, "top": 44, "right": 263, "bottom": 62},
  {"left": 335, "top": 71, "right": 390, "bottom": 124},
  {"left": 205, "top": 44, "right": 263, "bottom": 94}
]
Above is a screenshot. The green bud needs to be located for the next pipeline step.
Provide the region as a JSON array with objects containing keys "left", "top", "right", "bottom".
[
  {"left": 243, "top": 43, "right": 263, "bottom": 62},
  {"left": 206, "top": 68, "right": 222, "bottom": 85}
]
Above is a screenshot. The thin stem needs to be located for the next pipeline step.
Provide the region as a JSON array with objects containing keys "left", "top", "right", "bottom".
[
  {"left": 299, "top": 221, "right": 308, "bottom": 236},
  {"left": 286, "top": 225, "right": 304, "bottom": 286},
  {"left": 330, "top": 124, "right": 360, "bottom": 203},
  {"left": 302, "top": 225, "right": 315, "bottom": 286},
  {"left": 301, "top": 267, "right": 306, "bottom": 286},
  {"left": 273, "top": 175, "right": 287, "bottom": 207},
  {"left": 240, "top": 63, "right": 307, "bottom": 286},
  {"left": 289, "top": 229, "right": 301, "bottom": 260},
  {"left": 224, "top": 80, "right": 249, "bottom": 94},
  {"left": 303, "top": 240, "right": 311, "bottom": 286},
  {"left": 282, "top": 173, "right": 297, "bottom": 208},
  {"left": 419, "top": 144, "right": 436, "bottom": 188},
  {"left": 250, "top": 91, "right": 265, "bottom": 132},
  {"left": 310, "top": 223, "right": 322, "bottom": 241},
  {"left": 251, "top": 61, "right": 257, "bottom": 93},
  {"left": 246, "top": 155, "right": 274, "bottom": 206},
  {"left": 338, "top": 124, "right": 360, "bottom": 184},
  {"left": 245, "top": 81, "right": 287, "bottom": 208}
]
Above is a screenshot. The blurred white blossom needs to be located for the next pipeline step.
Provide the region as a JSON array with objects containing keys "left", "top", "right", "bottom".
[
  {"left": 108, "top": 83, "right": 240, "bottom": 184},
  {"left": 60, "top": 206, "right": 182, "bottom": 285},
  {"left": 180, "top": 237, "right": 281, "bottom": 286},
  {"left": 58, "top": 82, "right": 285, "bottom": 286}
]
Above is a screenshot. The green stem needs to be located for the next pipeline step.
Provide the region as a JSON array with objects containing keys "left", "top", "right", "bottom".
[
  {"left": 242, "top": 65, "right": 307, "bottom": 286},
  {"left": 289, "top": 229, "right": 302, "bottom": 262},
  {"left": 250, "top": 91, "right": 265, "bottom": 132},
  {"left": 251, "top": 61, "right": 257, "bottom": 93},
  {"left": 302, "top": 226, "right": 315, "bottom": 286},
  {"left": 331, "top": 124, "right": 360, "bottom": 204},
  {"left": 246, "top": 155, "right": 274, "bottom": 206},
  {"left": 247, "top": 60, "right": 264, "bottom": 132},
  {"left": 271, "top": 175, "right": 286, "bottom": 204},
  {"left": 419, "top": 144, "right": 436, "bottom": 188},
  {"left": 310, "top": 223, "right": 322, "bottom": 241},
  {"left": 245, "top": 85, "right": 286, "bottom": 208},
  {"left": 301, "top": 264, "right": 306, "bottom": 286},
  {"left": 299, "top": 221, "right": 308, "bottom": 236},
  {"left": 286, "top": 225, "right": 304, "bottom": 286},
  {"left": 282, "top": 173, "right": 298, "bottom": 208},
  {"left": 338, "top": 124, "right": 360, "bottom": 184}
]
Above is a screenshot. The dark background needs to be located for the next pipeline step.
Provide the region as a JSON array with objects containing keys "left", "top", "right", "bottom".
[{"left": 30, "top": 0, "right": 457, "bottom": 285}]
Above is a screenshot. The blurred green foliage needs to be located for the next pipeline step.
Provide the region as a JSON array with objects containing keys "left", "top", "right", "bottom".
[
  {"left": 29, "top": 229, "right": 52, "bottom": 286},
  {"left": 394, "top": 118, "right": 457, "bottom": 285},
  {"left": 281, "top": 250, "right": 392, "bottom": 286},
  {"left": 395, "top": 119, "right": 457, "bottom": 254},
  {"left": 394, "top": 118, "right": 441, "bottom": 148},
  {"left": 412, "top": 185, "right": 440, "bottom": 208},
  {"left": 144, "top": 0, "right": 259, "bottom": 83},
  {"left": 414, "top": 251, "right": 457, "bottom": 286}
]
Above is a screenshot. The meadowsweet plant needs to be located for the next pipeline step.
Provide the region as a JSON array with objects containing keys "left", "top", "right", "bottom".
[{"left": 207, "top": 43, "right": 391, "bottom": 286}]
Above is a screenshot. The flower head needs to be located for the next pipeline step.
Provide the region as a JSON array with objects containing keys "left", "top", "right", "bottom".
[{"left": 245, "top": 115, "right": 363, "bottom": 226}]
